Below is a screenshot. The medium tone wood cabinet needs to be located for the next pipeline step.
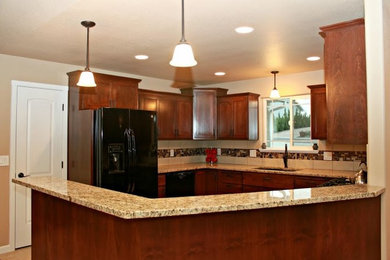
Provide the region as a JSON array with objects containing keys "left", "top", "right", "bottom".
[
  {"left": 67, "top": 71, "right": 141, "bottom": 184},
  {"left": 308, "top": 84, "right": 327, "bottom": 140},
  {"left": 217, "top": 93, "right": 259, "bottom": 140},
  {"left": 194, "top": 170, "right": 218, "bottom": 195},
  {"left": 181, "top": 88, "right": 228, "bottom": 140},
  {"left": 217, "top": 170, "right": 243, "bottom": 194},
  {"left": 138, "top": 90, "right": 192, "bottom": 140},
  {"left": 320, "top": 18, "right": 367, "bottom": 144}
]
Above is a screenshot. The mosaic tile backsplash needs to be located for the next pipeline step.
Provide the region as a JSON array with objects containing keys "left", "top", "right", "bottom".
[{"left": 158, "top": 148, "right": 366, "bottom": 162}]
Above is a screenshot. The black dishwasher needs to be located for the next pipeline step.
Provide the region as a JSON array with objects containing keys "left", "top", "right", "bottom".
[{"left": 165, "top": 171, "right": 195, "bottom": 197}]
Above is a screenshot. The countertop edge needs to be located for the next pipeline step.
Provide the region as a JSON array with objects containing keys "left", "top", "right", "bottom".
[{"left": 13, "top": 177, "right": 384, "bottom": 220}]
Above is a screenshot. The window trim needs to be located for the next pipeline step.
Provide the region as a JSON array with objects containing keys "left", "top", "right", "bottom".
[{"left": 262, "top": 94, "right": 316, "bottom": 151}]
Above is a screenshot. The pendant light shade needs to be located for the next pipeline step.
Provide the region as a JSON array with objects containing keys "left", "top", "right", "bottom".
[
  {"left": 170, "top": 0, "right": 197, "bottom": 67},
  {"left": 270, "top": 71, "right": 280, "bottom": 99},
  {"left": 77, "top": 21, "right": 96, "bottom": 87}
]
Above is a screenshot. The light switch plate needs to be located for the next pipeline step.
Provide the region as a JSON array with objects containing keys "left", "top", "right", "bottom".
[
  {"left": 0, "top": 155, "right": 9, "bottom": 166},
  {"left": 249, "top": 150, "right": 257, "bottom": 157},
  {"left": 170, "top": 149, "right": 175, "bottom": 157},
  {"left": 323, "top": 152, "right": 332, "bottom": 161},
  {"left": 217, "top": 148, "right": 221, "bottom": 156}
]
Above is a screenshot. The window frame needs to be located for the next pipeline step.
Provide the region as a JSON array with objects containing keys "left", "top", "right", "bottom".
[{"left": 262, "top": 94, "right": 316, "bottom": 151}]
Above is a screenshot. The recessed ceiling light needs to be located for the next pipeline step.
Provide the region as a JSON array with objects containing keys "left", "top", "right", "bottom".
[
  {"left": 135, "top": 55, "right": 149, "bottom": 60},
  {"left": 214, "top": 72, "right": 226, "bottom": 76},
  {"left": 234, "top": 26, "right": 254, "bottom": 34},
  {"left": 306, "top": 56, "right": 320, "bottom": 61}
]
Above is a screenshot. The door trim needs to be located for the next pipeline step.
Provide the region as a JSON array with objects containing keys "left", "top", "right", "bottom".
[{"left": 8, "top": 80, "right": 68, "bottom": 252}]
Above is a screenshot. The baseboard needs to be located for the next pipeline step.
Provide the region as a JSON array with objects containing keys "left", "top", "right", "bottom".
[{"left": 0, "top": 244, "right": 13, "bottom": 254}]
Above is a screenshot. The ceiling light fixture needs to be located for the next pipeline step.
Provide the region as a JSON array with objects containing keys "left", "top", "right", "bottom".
[
  {"left": 214, "top": 72, "right": 226, "bottom": 76},
  {"left": 169, "top": 0, "right": 197, "bottom": 67},
  {"left": 77, "top": 21, "right": 96, "bottom": 87},
  {"left": 270, "top": 71, "right": 280, "bottom": 99},
  {"left": 135, "top": 55, "right": 149, "bottom": 60},
  {"left": 235, "top": 26, "right": 254, "bottom": 34},
  {"left": 306, "top": 56, "right": 320, "bottom": 61}
]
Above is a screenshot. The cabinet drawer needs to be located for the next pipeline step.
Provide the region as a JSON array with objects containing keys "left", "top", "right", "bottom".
[
  {"left": 218, "top": 183, "right": 242, "bottom": 194},
  {"left": 218, "top": 171, "right": 242, "bottom": 184},
  {"left": 243, "top": 173, "right": 294, "bottom": 189},
  {"left": 294, "top": 176, "right": 331, "bottom": 189},
  {"left": 243, "top": 185, "right": 271, "bottom": 193}
]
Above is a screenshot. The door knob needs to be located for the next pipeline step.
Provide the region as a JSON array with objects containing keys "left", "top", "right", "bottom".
[{"left": 18, "top": 172, "right": 29, "bottom": 178}]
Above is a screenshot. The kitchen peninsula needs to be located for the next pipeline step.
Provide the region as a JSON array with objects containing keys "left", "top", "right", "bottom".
[{"left": 14, "top": 167, "right": 383, "bottom": 260}]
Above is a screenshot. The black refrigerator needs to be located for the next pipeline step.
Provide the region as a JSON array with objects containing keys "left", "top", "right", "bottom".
[{"left": 94, "top": 108, "right": 158, "bottom": 198}]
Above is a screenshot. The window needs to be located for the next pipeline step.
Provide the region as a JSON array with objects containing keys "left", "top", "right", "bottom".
[{"left": 264, "top": 95, "right": 315, "bottom": 149}]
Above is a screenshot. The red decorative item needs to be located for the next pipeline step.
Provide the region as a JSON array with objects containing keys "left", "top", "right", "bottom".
[{"left": 205, "top": 148, "right": 218, "bottom": 165}]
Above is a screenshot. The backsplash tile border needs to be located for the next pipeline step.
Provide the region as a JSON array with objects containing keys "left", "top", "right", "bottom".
[{"left": 157, "top": 148, "right": 366, "bottom": 162}]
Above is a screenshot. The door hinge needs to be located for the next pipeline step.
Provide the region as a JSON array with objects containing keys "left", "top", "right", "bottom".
[
  {"left": 62, "top": 104, "right": 65, "bottom": 111},
  {"left": 61, "top": 161, "right": 64, "bottom": 169}
]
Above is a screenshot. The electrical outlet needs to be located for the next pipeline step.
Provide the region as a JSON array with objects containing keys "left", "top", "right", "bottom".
[
  {"left": 217, "top": 148, "right": 221, "bottom": 156},
  {"left": 170, "top": 149, "right": 175, "bottom": 157},
  {"left": 0, "top": 155, "right": 9, "bottom": 166},
  {"left": 249, "top": 150, "right": 257, "bottom": 157},
  {"left": 323, "top": 152, "right": 332, "bottom": 161}
]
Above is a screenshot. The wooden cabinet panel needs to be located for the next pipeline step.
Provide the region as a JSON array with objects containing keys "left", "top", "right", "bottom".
[
  {"left": 158, "top": 174, "right": 166, "bottom": 198},
  {"left": 308, "top": 84, "right": 327, "bottom": 140},
  {"left": 294, "top": 176, "right": 332, "bottom": 189},
  {"left": 243, "top": 185, "right": 273, "bottom": 192},
  {"left": 138, "top": 90, "right": 192, "bottom": 140},
  {"left": 195, "top": 170, "right": 217, "bottom": 195},
  {"left": 243, "top": 172, "right": 295, "bottom": 189},
  {"left": 218, "top": 170, "right": 242, "bottom": 185},
  {"left": 68, "top": 70, "right": 139, "bottom": 110},
  {"left": 218, "top": 183, "right": 243, "bottom": 194},
  {"left": 320, "top": 18, "right": 367, "bottom": 144},
  {"left": 193, "top": 90, "right": 218, "bottom": 140},
  {"left": 176, "top": 98, "right": 193, "bottom": 139},
  {"left": 158, "top": 98, "right": 177, "bottom": 139},
  {"left": 217, "top": 99, "right": 233, "bottom": 139},
  {"left": 217, "top": 93, "right": 259, "bottom": 140}
]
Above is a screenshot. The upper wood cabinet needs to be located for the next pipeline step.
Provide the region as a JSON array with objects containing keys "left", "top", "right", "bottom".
[
  {"left": 181, "top": 88, "right": 228, "bottom": 140},
  {"left": 67, "top": 70, "right": 140, "bottom": 110},
  {"left": 138, "top": 89, "right": 192, "bottom": 140},
  {"left": 217, "top": 93, "right": 259, "bottom": 140},
  {"left": 320, "top": 18, "right": 367, "bottom": 144},
  {"left": 308, "top": 84, "right": 327, "bottom": 140}
]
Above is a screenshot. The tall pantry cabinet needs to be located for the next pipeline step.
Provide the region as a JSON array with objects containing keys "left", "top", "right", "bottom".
[{"left": 320, "top": 18, "right": 367, "bottom": 144}]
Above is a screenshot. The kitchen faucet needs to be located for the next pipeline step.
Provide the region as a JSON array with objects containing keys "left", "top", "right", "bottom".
[{"left": 283, "top": 144, "right": 288, "bottom": 168}]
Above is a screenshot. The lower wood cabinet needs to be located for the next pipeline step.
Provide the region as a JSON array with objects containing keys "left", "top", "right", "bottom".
[
  {"left": 158, "top": 174, "right": 166, "bottom": 198},
  {"left": 195, "top": 170, "right": 218, "bottom": 195},
  {"left": 161, "top": 170, "right": 335, "bottom": 198},
  {"left": 243, "top": 172, "right": 295, "bottom": 191},
  {"left": 294, "top": 175, "right": 332, "bottom": 189},
  {"left": 217, "top": 170, "right": 243, "bottom": 194}
]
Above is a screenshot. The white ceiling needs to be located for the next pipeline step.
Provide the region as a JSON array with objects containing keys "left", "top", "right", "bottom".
[{"left": 0, "top": 0, "right": 364, "bottom": 86}]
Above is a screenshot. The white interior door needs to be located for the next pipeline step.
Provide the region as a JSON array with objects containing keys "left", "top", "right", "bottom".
[{"left": 14, "top": 82, "right": 67, "bottom": 248}]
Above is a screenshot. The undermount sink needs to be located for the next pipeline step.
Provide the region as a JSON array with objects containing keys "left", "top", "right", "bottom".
[{"left": 254, "top": 167, "right": 297, "bottom": 172}]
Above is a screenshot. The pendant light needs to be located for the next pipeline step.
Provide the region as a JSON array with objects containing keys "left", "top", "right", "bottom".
[
  {"left": 77, "top": 21, "right": 97, "bottom": 87},
  {"left": 169, "top": 0, "right": 197, "bottom": 67},
  {"left": 270, "top": 71, "right": 280, "bottom": 99}
]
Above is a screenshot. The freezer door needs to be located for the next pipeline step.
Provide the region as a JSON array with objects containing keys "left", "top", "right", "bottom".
[
  {"left": 95, "top": 108, "right": 131, "bottom": 193},
  {"left": 129, "top": 110, "right": 158, "bottom": 198}
]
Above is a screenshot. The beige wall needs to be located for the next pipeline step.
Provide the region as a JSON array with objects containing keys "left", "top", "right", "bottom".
[
  {"left": 364, "top": 0, "right": 389, "bottom": 258},
  {"left": 0, "top": 54, "right": 178, "bottom": 247}
]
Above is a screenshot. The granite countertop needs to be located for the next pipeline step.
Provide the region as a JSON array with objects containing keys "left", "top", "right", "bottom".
[
  {"left": 158, "top": 163, "right": 356, "bottom": 179},
  {"left": 13, "top": 176, "right": 383, "bottom": 220}
]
